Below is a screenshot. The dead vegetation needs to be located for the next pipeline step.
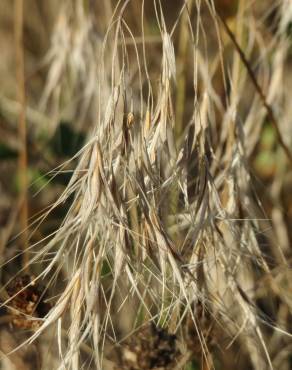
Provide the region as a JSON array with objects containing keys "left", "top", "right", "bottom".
[{"left": 1, "top": 1, "right": 292, "bottom": 369}]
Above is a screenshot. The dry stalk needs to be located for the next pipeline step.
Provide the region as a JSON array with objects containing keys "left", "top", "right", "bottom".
[{"left": 14, "top": 0, "right": 29, "bottom": 270}]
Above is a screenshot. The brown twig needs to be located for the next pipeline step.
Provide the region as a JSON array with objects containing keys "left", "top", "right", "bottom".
[
  {"left": 14, "top": 0, "right": 29, "bottom": 270},
  {"left": 217, "top": 11, "right": 292, "bottom": 165}
]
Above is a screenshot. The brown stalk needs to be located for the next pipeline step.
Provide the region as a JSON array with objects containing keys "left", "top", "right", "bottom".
[
  {"left": 14, "top": 0, "right": 29, "bottom": 270},
  {"left": 217, "top": 11, "right": 292, "bottom": 165}
]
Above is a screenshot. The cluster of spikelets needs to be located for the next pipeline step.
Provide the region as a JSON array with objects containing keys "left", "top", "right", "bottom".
[{"left": 3, "top": 1, "right": 292, "bottom": 369}]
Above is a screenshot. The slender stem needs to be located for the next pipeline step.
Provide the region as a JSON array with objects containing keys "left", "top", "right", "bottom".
[
  {"left": 14, "top": 0, "right": 29, "bottom": 270},
  {"left": 217, "top": 10, "right": 292, "bottom": 165}
]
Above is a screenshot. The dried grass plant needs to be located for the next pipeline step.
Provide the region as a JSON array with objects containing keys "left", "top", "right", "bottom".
[{"left": 1, "top": 1, "right": 292, "bottom": 369}]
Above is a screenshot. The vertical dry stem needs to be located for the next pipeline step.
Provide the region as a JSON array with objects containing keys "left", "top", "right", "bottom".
[{"left": 14, "top": 0, "right": 29, "bottom": 270}]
